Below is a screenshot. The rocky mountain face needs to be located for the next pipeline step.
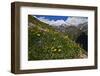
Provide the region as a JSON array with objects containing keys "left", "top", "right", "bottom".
[
  {"left": 78, "top": 22, "right": 88, "bottom": 34},
  {"left": 51, "top": 22, "right": 88, "bottom": 40}
]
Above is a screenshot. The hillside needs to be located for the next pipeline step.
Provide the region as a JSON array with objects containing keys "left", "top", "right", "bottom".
[
  {"left": 28, "top": 15, "right": 86, "bottom": 60},
  {"left": 52, "top": 22, "right": 88, "bottom": 52}
]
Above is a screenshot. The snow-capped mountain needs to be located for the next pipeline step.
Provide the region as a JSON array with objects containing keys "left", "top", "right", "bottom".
[{"left": 34, "top": 16, "right": 88, "bottom": 26}]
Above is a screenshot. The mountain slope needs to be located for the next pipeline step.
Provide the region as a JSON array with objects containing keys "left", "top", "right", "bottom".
[
  {"left": 52, "top": 23, "right": 88, "bottom": 52},
  {"left": 53, "top": 22, "right": 88, "bottom": 41},
  {"left": 54, "top": 25, "right": 81, "bottom": 40},
  {"left": 28, "top": 15, "right": 86, "bottom": 60}
]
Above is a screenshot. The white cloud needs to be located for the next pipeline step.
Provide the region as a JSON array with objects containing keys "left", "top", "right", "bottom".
[
  {"left": 36, "top": 17, "right": 66, "bottom": 26},
  {"left": 65, "top": 16, "right": 88, "bottom": 25},
  {"left": 36, "top": 16, "right": 88, "bottom": 26},
  {"left": 51, "top": 20, "right": 66, "bottom": 25}
]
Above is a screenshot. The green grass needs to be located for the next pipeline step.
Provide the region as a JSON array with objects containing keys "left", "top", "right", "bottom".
[{"left": 28, "top": 15, "right": 86, "bottom": 60}]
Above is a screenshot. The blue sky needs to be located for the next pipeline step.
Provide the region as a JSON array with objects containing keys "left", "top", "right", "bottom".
[{"left": 34, "top": 15, "right": 68, "bottom": 21}]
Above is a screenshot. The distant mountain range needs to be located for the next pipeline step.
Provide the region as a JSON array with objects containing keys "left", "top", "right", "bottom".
[
  {"left": 29, "top": 16, "right": 88, "bottom": 41},
  {"left": 35, "top": 16, "right": 88, "bottom": 26}
]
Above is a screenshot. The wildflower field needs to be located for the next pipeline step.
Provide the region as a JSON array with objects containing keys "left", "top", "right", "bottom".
[{"left": 28, "top": 15, "right": 87, "bottom": 60}]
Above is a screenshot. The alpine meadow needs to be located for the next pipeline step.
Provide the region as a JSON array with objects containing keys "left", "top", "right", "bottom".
[{"left": 28, "top": 15, "right": 88, "bottom": 60}]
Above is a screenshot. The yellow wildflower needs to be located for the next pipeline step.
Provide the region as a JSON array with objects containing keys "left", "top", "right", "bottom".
[
  {"left": 37, "top": 34, "right": 40, "bottom": 36},
  {"left": 53, "top": 49, "right": 57, "bottom": 51},
  {"left": 51, "top": 47, "right": 54, "bottom": 50},
  {"left": 58, "top": 49, "right": 61, "bottom": 52}
]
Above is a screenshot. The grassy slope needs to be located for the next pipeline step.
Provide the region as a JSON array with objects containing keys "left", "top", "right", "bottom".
[{"left": 28, "top": 15, "right": 86, "bottom": 60}]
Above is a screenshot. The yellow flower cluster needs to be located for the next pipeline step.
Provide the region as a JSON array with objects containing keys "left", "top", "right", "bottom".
[
  {"left": 58, "top": 49, "right": 61, "bottom": 52},
  {"left": 51, "top": 46, "right": 62, "bottom": 52},
  {"left": 53, "top": 49, "right": 57, "bottom": 51}
]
